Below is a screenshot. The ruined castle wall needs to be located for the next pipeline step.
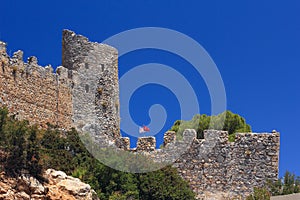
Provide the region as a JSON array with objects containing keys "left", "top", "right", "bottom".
[
  {"left": 0, "top": 29, "right": 120, "bottom": 136},
  {"left": 0, "top": 41, "right": 72, "bottom": 128},
  {"left": 0, "top": 32, "right": 280, "bottom": 200},
  {"left": 131, "top": 130, "right": 280, "bottom": 199},
  {"left": 173, "top": 130, "right": 279, "bottom": 199},
  {"left": 62, "top": 30, "right": 120, "bottom": 139}
]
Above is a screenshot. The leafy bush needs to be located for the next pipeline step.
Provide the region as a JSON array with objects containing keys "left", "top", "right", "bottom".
[
  {"left": 267, "top": 171, "right": 300, "bottom": 196},
  {"left": 138, "top": 166, "right": 195, "bottom": 199},
  {"left": 0, "top": 108, "right": 42, "bottom": 177},
  {"left": 246, "top": 187, "right": 270, "bottom": 200},
  {"left": 170, "top": 110, "right": 251, "bottom": 141},
  {"left": 0, "top": 107, "right": 196, "bottom": 199}
]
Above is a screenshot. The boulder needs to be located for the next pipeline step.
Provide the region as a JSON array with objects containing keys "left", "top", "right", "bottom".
[{"left": 0, "top": 169, "right": 99, "bottom": 200}]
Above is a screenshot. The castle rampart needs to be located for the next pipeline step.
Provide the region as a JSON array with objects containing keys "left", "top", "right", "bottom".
[
  {"left": 0, "top": 32, "right": 280, "bottom": 199},
  {"left": 174, "top": 130, "right": 280, "bottom": 199},
  {"left": 0, "top": 41, "right": 73, "bottom": 128},
  {"left": 121, "top": 130, "right": 280, "bottom": 199}
]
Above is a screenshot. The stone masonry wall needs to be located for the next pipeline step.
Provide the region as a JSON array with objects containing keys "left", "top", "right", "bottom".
[
  {"left": 176, "top": 130, "right": 279, "bottom": 199},
  {"left": 62, "top": 30, "right": 120, "bottom": 140},
  {"left": 129, "top": 130, "right": 280, "bottom": 199},
  {"left": 0, "top": 41, "right": 72, "bottom": 129},
  {"left": 0, "top": 31, "right": 280, "bottom": 199},
  {"left": 0, "top": 30, "right": 120, "bottom": 139}
]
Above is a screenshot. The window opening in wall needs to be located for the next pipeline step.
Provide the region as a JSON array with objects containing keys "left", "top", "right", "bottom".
[{"left": 85, "top": 84, "right": 89, "bottom": 93}]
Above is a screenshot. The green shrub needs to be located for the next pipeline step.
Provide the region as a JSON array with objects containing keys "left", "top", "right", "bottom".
[
  {"left": 267, "top": 171, "right": 300, "bottom": 196},
  {"left": 246, "top": 187, "right": 270, "bottom": 200},
  {"left": 0, "top": 107, "right": 196, "bottom": 200},
  {"left": 170, "top": 110, "right": 251, "bottom": 141}
]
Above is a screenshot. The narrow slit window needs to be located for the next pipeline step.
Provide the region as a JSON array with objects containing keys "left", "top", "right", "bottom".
[{"left": 85, "top": 84, "right": 89, "bottom": 93}]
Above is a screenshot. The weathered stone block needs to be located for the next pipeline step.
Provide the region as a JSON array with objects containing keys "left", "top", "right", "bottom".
[
  {"left": 115, "top": 137, "right": 130, "bottom": 150},
  {"left": 163, "top": 131, "right": 176, "bottom": 146},
  {"left": 136, "top": 137, "right": 156, "bottom": 152}
]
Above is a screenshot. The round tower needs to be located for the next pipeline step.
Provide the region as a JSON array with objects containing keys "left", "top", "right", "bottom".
[{"left": 62, "top": 30, "right": 120, "bottom": 139}]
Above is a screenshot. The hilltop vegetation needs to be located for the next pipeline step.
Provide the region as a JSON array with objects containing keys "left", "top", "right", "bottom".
[
  {"left": 170, "top": 110, "right": 251, "bottom": 141},
  {"left": 0, "top": 107, "right": 195, "bottom": 200},
  {"left": 245, "top": 171, "right": 300, "bottom": 200},
  {"left": 2, "top": 106, "right": 299, "bottom": 199},
  {"left": 268, "top": 171, "right": 300, "bottom": 196}
]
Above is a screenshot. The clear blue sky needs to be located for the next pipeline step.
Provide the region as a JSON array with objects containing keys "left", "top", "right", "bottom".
[{"left": 1, "top": 0, "right": 299, "bottom": 177}]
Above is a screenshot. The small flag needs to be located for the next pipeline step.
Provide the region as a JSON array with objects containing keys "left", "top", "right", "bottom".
[{"left": 139, "top": 125, "right": 150, "bottom": 133}]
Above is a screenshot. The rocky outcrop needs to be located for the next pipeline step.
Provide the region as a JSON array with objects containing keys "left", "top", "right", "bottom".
[{"left": 0, "top": 169, "right": 99, "bottom": 200}]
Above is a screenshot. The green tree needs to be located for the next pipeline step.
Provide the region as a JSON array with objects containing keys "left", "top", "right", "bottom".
[
  {"left": 40, "top": 128, "right": 76, "bottom": 174},
  {"left": 282, "top": 171, "right": 300, "bottom": 195},
  {"left": 267, "top": 179, "right": 282, "bottom": 196},
  {"left": 0, "top": 107, "right": 196, "bottom": 199},
  {"left": 267, "top": 171, "right": 300, "bottom": 196},
  {"left": 170, "top": 110, "right": 251, "bottom": 141},
  {"left": 246, "top": 187, "right": 270, "bottom": 200},
  {"left": 25, "top": 127, "right": 42, "bottom": 177},
  {"left": 0, "top": 107, "right": 8, "bottom": 144},
  {"left": 138, "top": 166, "right": 195, "bottom": 200},
  {"left": 4, "top": 120, "right": 27, "bottom": 176}
]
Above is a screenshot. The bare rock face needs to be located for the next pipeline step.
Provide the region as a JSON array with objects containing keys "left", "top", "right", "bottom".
[
  {"left": 0, "top": 169, "right": 99, "bottom": 200},
  {"left": 44, "top": 169, "right": 98, "bottom": 200}
]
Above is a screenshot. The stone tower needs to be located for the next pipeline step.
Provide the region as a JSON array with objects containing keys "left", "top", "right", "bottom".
[
  {"left": 0, "top": 30, "right": 280, "bottom": 199},
  {"left": 62, "top": 30, "right": 120, "bottom": 139}
]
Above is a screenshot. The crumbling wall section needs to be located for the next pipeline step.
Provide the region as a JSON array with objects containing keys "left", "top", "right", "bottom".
[{"left": 121, "top": 130, "right": 280, "bottom": 199}]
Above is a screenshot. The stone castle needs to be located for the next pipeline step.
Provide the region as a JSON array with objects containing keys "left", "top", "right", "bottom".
[{"left": 0, "top": 30, "right": 280, "bottom": 199}]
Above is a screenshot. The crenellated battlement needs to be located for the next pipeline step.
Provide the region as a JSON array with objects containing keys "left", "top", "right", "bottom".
[
  {"left": 0, "top": 31, "right": 280, "bottom": 200},
  {"left": 0, "top": 43, "right": 73, "bottom": 128},
  {"left": 0, "top": 42, "right": 70, "bottom": 83},
  {"left": 113, "top": 129, "right": 279, "bottom": 199},
  {"left": 0, "top": 29, "right": 120, "bottom": 135}
]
